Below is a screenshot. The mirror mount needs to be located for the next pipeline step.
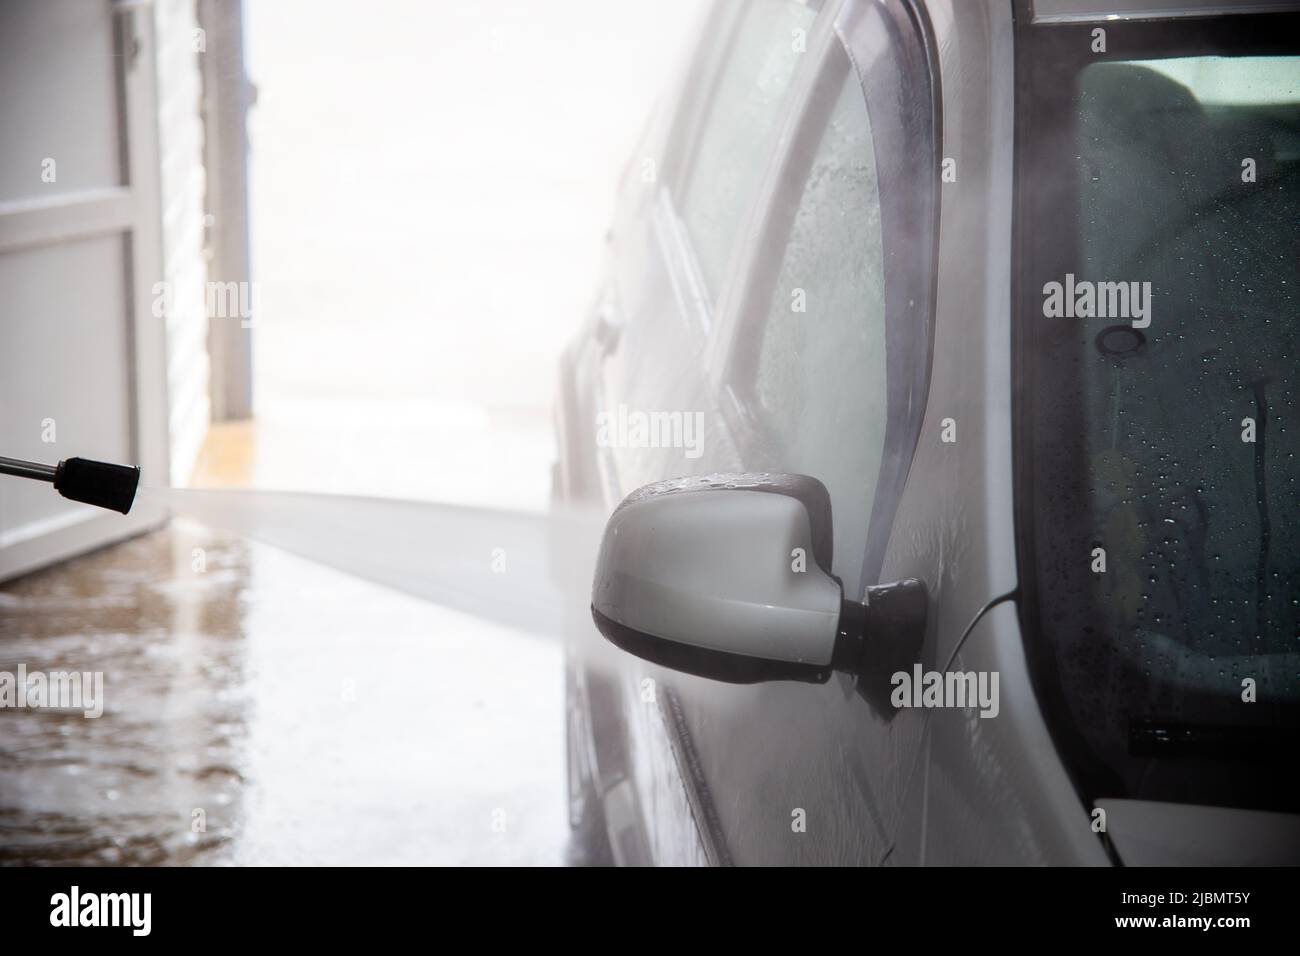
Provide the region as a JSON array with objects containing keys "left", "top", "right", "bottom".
[{"left": 831, "top": 578, "right": 928, "bottom": 687}]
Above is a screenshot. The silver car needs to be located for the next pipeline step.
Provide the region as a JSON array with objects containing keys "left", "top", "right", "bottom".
[{"left": 555, "top": 0, "right": 1300, "bottom": 865}]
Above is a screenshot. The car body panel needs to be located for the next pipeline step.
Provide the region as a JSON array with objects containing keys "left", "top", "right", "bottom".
[{"left": 910, "top": 601, "right": 1109, "bottom": 864}]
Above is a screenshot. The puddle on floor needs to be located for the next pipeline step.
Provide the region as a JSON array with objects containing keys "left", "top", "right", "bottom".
[{"left": 0, "top": 522, "right": 567, "bottom": 865}]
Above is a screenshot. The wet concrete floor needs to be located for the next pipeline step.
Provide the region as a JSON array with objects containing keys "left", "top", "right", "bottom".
[{"left": 0, "top": 521, "right": 567, "bottom": 865}]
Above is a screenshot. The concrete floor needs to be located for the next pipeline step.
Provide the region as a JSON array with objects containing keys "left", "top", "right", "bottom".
[{"left": 0, "top": 521, "right": 567, "bottom": 865}]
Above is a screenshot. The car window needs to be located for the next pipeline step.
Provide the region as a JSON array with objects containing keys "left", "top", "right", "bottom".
[
  {"left": 677, "top": 0, "right": 818, "bottom": 302},
  {"left": 1020, "top": 45, "right": 1300, "bottom": 806},
  {"left": 749, "top": 69, "right": 886, "bottom": 594}
]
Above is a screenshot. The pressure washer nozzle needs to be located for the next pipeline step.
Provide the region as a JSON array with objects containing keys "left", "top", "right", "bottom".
[
  {"left": 0, "top": 455, "right": 140, "bottom": 514},
  {"left": 54, "top": 457, "right": 141, "bottom": 514}
]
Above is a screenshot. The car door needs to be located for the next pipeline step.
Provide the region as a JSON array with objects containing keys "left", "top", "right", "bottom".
[
  {"left": 580, "top": 0, "right": 829, "bottom": 864},
  {"left": 595, "top": 0, "right": 940, "bottom": 864}
]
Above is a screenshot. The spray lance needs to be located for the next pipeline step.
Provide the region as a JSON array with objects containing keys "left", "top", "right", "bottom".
[{"left": 0, "top": 455, "right": 141, "bottom": 514}]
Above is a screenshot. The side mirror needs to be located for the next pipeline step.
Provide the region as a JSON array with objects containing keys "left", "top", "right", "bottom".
[{"left": 590, "top": 474, "right": 925, "bottom": 685}]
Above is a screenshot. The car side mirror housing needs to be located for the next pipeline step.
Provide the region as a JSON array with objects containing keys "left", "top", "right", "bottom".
[{"left": 590, "top": 474, "right": 926, "bottom": 685}]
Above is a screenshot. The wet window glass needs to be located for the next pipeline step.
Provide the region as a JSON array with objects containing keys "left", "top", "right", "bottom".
[
  {"left": 678, "top": 0, "right": 818, "bottom": 301},
  {"left": 750, "top": 70, "right": 886, "bottom": 594},
  {"left": 1023, "top": 52, "right": 1299, "bottom": 808}
]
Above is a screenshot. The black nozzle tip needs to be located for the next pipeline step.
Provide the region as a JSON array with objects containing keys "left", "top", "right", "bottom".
[{"left": 54, "top": 457, "right": 141, "bottom": 514}]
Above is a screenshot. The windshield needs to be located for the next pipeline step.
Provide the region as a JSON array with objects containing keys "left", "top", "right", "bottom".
[{"left": 1016, "top": 15, "right": 1300, "bottom": 813}]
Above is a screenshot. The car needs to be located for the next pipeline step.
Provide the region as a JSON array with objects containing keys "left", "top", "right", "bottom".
[{"left": 553, "top": 0, "right": 1300, "bottom": 866}]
